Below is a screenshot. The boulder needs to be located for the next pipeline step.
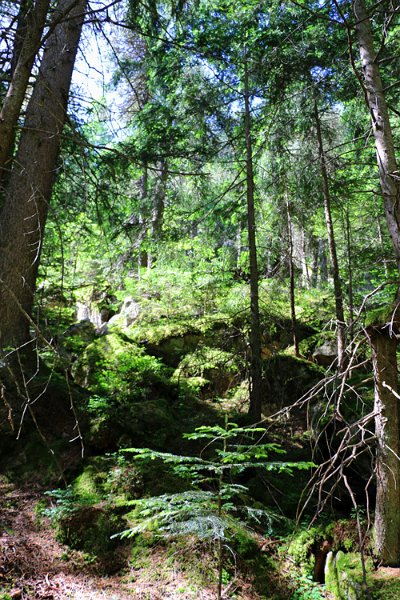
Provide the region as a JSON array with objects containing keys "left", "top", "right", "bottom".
[
  {"left": 63, "top": 319, "right": 96, "bottom": 343},
  {"left": 103, "top": 296, "right": 140, "bottom": 332},
  {"left": 312, "top": 339, "right": 338, "bottom": 366}
]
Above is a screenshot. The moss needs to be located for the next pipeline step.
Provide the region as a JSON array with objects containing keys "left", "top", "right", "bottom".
[
  {"left": 72, "top": 333, "right": 139, "bottom": 388},
  {"left": 372, "top": 574, "right": 400, "bottom": 599},
  {"left": 230, "top": 527, "right": 259, "bottom": 559},
  {"left": 129, "top": 319, "right": 201, "bottom": 346},
  {"left": 298, "top": 330, "right": 336, "bottom": 357},
  {"left": 262, "top": 354, "right": 325, "bottom": 410},
  {"left": 325, "top": 551, "right": 373, "bottom": 600},
  {"left": 288, "top": 527, "right": 325, "bottom": 576},
  {"left": 56, "top": 504, "right": 122, "bottom": 560},
  {"left": 174, "top": 346, "right": 239, "bottom": 396},
  {"left": 364, "top": 305, "right": 394, "bottom": 329},
  {"left": 72, "top": 466, "right": 103, "bottom": 504}
]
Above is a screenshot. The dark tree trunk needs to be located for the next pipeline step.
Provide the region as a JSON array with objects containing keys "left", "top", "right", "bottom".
[
  {"left": 148, "top": 159, "right": 168, "bottom": 268},
  {"left": 136, "top": 167, "right": 149, "bottom": 273},
  {"left": 244, "top": 56, "right": 263, "bottom": 422},
  {"left": 0, "top": 0, "right": 51, "bottom": 183},
  {"left": 0, "top": 0, "right": 87, "bottom": 349},
  {"left": 369, "top": 329, "right": 400, "bottom": 565},
  {"left": 318, "top": 238, "right": 328, "bottom": 284},
  {"left": 286, "top": 196, "right": 299, "bottom": 356},
  {"left": 314, "top": 98, "right": 346, "bottom": 370},
  {"left": 345, "top": 207, "right": 355, "bottom": 347},
  {"left": 352, "top": 0, "right": 400, "bottom": 565}
]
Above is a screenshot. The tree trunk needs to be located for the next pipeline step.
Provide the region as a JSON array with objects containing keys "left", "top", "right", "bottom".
[
  {"left": 244, "top": 55, "right": 263, "bottom": 422},
  {"left": 314, "top": 98, "right": 346, "bottom": 370},
  {"left": 353, "top": 0, "right": 400, "bottom": 268},
  {"left": 353, "top": 0, "right": 400, "bottom": 566},
  {"left": 0, "top": 0, "right": 87, "bottom": 349},
  {"left": 345, "top": 207, "right": 355, "bottom": 348},
  {"left": 369, "top": 329, "right": 400, "bottom": 565},
  {"left": 148, "top": 159, "right": 168, "bottom": 268},
  {"left": 286, "top": 195, "right": 299, "bottom": 356},
  {"left": 0, "top": 0, "right": 51, "bottom": 184},
  {"left": 136, "top": 167, "right": 149, "bottom": 274}
]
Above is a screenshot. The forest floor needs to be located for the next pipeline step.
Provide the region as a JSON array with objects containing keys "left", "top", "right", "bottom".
[
  {"left": 0, "top": 480, "right": 248, "bottom": 599},
  {"left": 0, "top": 480, "right": 221, "bottom": 600}
]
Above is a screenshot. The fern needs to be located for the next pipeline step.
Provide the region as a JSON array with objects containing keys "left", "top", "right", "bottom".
[{"left": 117, "top": 421, "right": 314, "bottom": 540}]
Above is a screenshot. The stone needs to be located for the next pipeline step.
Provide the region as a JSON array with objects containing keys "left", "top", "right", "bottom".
[
  {"left": 312, "top": 340, "right": 338, "bottom": 366},
  {"left": 106, "top": 296, "right": 140, "bottom": 330},
  {"left": 63, "top": 319, "right": 96, "bottom": 343}
]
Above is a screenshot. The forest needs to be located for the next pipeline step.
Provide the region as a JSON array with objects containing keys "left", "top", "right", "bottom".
[{"left": 1, "top": 0, "right": 400, "bottom": 598}]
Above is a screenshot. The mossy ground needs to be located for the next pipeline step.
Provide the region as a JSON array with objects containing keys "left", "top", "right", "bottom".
[{"left": 2, "top": 276, "right": 395, "bottom": 598}]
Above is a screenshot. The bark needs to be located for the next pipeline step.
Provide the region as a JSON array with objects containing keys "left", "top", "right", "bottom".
[
  {"left": 244, "top": 56, "right": 263, "bottom": 422},
  {"left": 300, "top": 226, "right": 310, "bottom": 287},
  {"left": 0, "top": 0, "right": 87, "bottom": 349},
  {"left": 10, "top": 0, "right": 31, "bottom": 78},
  {"left": 148, "top": 159, "right": 168, "bottom": 268},
  {"left": 0, "top": 0, "right": 51, "bottom": 183},
  {"left": 314, "top": 98, "right": 346, "bottom": 370},
  {"left": 286, "top": 196, "right": 299, "bottom": 356},
  {"left": 136, "top": 168, "right": 149, "bottom": 273},
  {"left": 353, "top": 0, "right": 400, "bottom": 270},
  {"left": 318, "top": 238, "right": 328, "bottom": 284},
  {"left": 353, "top": 0, "right": 400, "bottom": 565},
  {"left": 345, "top": 207, "right": 355, "bottom": 347},
  {"left": 369, "top": 330, "right": 400, "bottom": 565}
]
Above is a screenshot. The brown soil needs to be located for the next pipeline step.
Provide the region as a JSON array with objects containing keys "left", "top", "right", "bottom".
[
  {"left": 0, "top": 481, "right": 249, "bottom": 599},
  {"left": 0, "top": 481, "right": 135, "bottom": 599}
]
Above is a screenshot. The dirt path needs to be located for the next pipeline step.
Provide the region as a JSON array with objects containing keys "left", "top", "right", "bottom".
[
  {"left": 0, "top": 482, "right": 219, "bottom": 599},
  {"left": 0, "top": 481, "right": 133, "bottom": 599}
]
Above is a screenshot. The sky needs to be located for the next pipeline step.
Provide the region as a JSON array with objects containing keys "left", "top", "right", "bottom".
[{"left": 72, "top": 20, "right": 129, "bottom": 141}]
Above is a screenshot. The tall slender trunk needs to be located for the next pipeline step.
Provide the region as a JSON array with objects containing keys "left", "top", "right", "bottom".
[
  {"left": 286, "top": 196, "right": 299, "bottom": 356},
  {"left": 313, "top": 98, "right": 346, "bottom": 369},
  {"left": 301, "top": 226, "right": 310, "bottom": 287},
  {"left": 0, "top": 0, "right": 87, "bottom": 349},
  {"left": 136, "top": 167, "right": 149, "bottom": 274},
  {"left": 0, "top": 0, "right": 51, "bottom": 183},
  {"left": 369, "top": 330, "right": 400, "bottom": 565},
  {"left": 345, "top": 207, "right": 355, "bottom": 347},
  {"left": 244, "top": 55, "right": 262, "bottom": 422},
  {"left": 352, "top": 0, "right": 400, "bottom": 566},
  {"left": 148, "top": 159, "right": 168, "bottom": 269},
  {"left": 353, "top": 1, "right": 400, "bottom": 267}
]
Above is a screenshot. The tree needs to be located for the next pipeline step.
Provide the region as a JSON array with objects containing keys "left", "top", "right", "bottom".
[
  {"left": 331, "top": 0, "right": 400, "bottom": 565},
  {"left": 0, "top": 0, "right": 87, "bottom": 350},
  {"left": 313, "top": 95, "right": 346, "bottom": 369},
  {"left": 0, "top": 0, "right": 51, "bottom": 183},
  {"left": 352, "top": 0, "right": 400, "bottom": 567}
]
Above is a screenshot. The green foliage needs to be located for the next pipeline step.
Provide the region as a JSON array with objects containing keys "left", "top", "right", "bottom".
[
  {"left": 176, "top": 347, "right": 237, "bottom": 379},
  {"left": 70, "top": 333, "right": 178, "bottom": 448},
  {"left": 117, "top": 422, "right": 314, "bottom": 543},
  {"left": 291, "top": 573, "right": 325, "bottom": 600}
]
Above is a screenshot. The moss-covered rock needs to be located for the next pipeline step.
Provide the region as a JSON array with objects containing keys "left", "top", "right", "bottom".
[
  {"left": 71, "top": 333, "right": 138, "bottom": 388},
  {"left": 56, "top": 504, "right": 122, "bottom": 559},
  {"left": 70, "top": 333, "right": 179, "bottom": 450},
  {"left": 364, "top": 305, "right": 394, "bottom": 329},
  {"left": 325, "top": 551, "right": 373, "bottom": 600},
  {"left": 298, "top": 330, "right": 337, "bottom": 360},
  {"left": 174, "top": 346, "right": 239, "bottom": 396},
  {"left": 61, "top": 319, "right": 97, "bottom": 355},
  {"left": 146, "top": 330, "right": 202, "bottom": 367},
  {"left": 262, "top": 354, "right": 324, "bottom": 411}
]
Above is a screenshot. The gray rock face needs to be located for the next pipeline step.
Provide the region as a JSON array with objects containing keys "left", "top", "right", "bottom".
[
  {"left": 106, "top": 296, "right": 140, "bottom": 330},
  {"left": 63, "top": 319, "right": 96, "bottom": 343},
  {"left": 312, "top": 340, "right": 338, "bottom": 366},
  {"left": 76, "top": 301, "right": 102, "bottom": 328}
]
